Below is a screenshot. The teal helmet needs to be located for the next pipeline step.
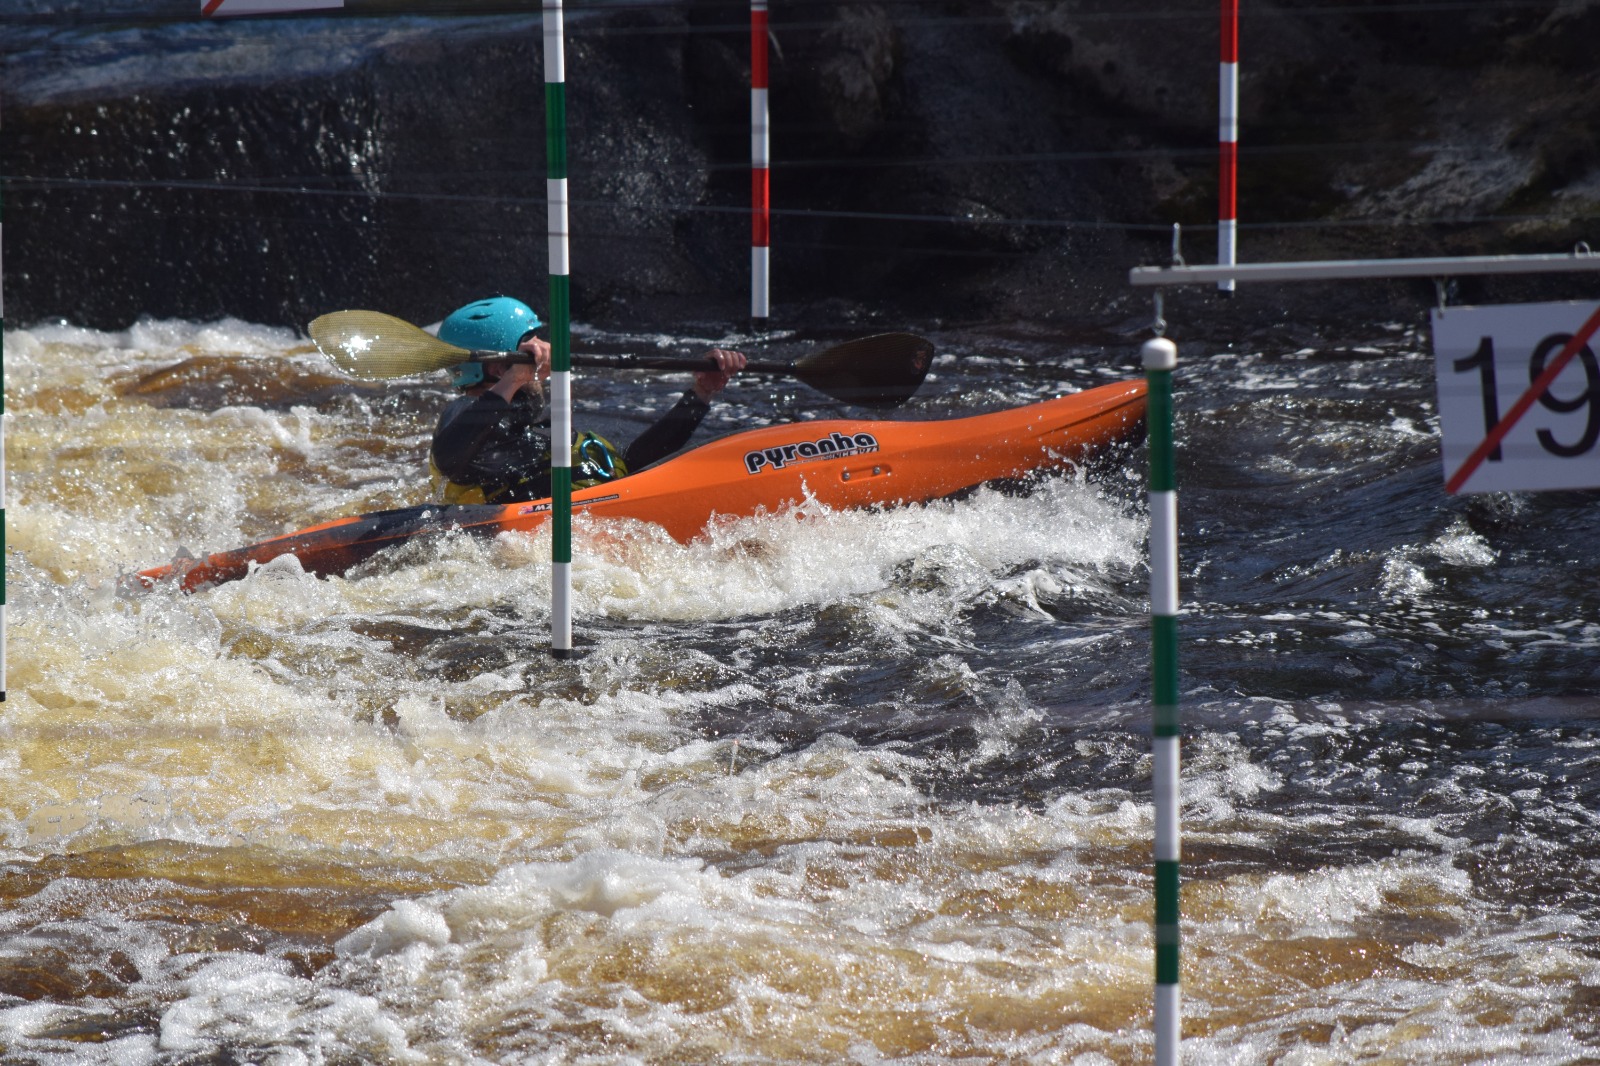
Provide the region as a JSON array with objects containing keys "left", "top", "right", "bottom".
[{"left": 438, "top": 296, "right": 543, "bottom": 388}]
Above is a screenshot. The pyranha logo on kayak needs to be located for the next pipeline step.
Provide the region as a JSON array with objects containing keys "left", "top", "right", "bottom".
[{"left": 744, "top": 431, "right": 879, "bottom": 475}]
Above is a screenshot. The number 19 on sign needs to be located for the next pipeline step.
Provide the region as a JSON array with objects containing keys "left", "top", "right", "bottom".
[{"left": 1432, "top": 300, "right": 1600, "bottom": 493}]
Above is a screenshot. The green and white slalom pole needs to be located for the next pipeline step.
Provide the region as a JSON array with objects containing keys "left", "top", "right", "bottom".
[
  {"left": 544, "top": 0, "right": 574, "bottom": 658},
  {"left": 1144, "top": 334, "right": 1180, "bottom": 1063}
]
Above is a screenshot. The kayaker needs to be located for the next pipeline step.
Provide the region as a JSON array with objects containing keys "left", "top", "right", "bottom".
[{"left": 429, "top": 296, "right": 747, "bottom": 504}]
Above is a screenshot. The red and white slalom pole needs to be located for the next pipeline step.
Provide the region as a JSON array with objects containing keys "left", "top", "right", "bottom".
[
  {"left": 751, "top": 0, "right": 770, "bottom": 325},
  {"left": 1218, "top": 0, "right": 1238, "bottom": 293}
]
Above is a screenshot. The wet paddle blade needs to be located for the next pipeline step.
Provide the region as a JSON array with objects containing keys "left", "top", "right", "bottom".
[
  {"left": 310, "top": 310, "right": 469, "bottom": 379},
  {"left": 792, "top": 332, "right": 935, "bottom": 408}
]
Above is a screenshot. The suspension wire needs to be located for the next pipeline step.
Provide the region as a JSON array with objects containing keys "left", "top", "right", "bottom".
[
  {"left": 0, "top": 132, "right": 1507, "bottom": 186},
  {"left": 6, "top": 175, "right": 1590, "bottom": 242}
]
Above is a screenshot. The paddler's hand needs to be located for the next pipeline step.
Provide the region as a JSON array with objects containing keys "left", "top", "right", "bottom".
[
  {"left": 693, "top": 348, "right": 747, "bottom": 402},
  {"left": 487, "top": 337, "right": 551, "bottom": 403}
]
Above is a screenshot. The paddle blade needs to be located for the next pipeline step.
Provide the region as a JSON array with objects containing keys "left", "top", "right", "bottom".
[
  {"left": 793, "top": 332, "right": 934, "bottom": 408},
  {"left": 309, "top": 310, "right": 468, "bottom": 380}
]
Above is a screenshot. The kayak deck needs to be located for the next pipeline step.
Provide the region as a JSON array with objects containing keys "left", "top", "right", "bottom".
[{"left": 134, "top": 380, "right": 1147, "bottom": 593}]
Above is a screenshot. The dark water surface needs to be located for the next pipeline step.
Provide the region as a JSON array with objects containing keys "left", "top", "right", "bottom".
[{"left": 4, "top": 315, "right": 1599, "bottom": 1064}]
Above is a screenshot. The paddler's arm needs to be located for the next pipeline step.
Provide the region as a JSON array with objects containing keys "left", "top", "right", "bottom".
[
  {"left": 430, "top": 393, "right": 519, "bottom": 482},
  {"left": 430, "top": 351, "right": 550, "bottom": 482},
  {"left": 623, "top": 348, "right": 746, "bottom": 470}
]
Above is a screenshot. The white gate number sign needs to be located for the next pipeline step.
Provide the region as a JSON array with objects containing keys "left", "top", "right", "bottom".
[{"left": 1432, "top": 300, "right": 1600, "bottom": 494}]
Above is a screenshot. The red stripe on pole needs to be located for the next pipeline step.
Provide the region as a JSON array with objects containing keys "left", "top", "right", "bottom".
[
  {"left": 1218, "top": 141, "right": 1237, "bottom": 220},
  {"left": 1445, "top": 302, "right": 1600, "bottom": 494},
  {"left": 202, "top": 0, "right": 226, "bottom": 15},
  {"left": 751, "top": 10, "right": 768, "bottom": 88},
  {"left": 752, "top": 168, "right": 770, "bottom": 246},
  {"left": 1221, "top": 0, "right": 1238, "bottom": 63}
]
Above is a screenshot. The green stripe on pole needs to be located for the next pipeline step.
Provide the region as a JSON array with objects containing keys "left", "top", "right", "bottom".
[
  {"left": 1155, "top": 861, "right": 1180, "bottom": 926},
  {"left": 1153, "top": 615, "right": 1180, "bottom": 724},
  {"left": 544, "top": 83, "right": 567, "bottom": 181},
  {"left": 548, "top": 271, "right": 570, "bottom": 375},
  {"left": 551, "top": 467, "right": 572, "bottom": 562},
  {"left": 1156, "top": 861, "right": 1180, "bottom": 985},
  {"left": 1147, "top": 369, "right": 1174, "bottom": 493}
]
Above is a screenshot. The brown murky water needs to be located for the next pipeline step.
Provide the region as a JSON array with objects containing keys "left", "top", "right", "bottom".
[{"left": 5, "top": 318, "right": 1598, "bottom": 1063}]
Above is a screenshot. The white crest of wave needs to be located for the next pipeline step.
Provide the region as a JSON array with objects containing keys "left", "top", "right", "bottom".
[
  {"left": 523, "top": 480, "right": 1135, "bottom": 623},
  {"left": 10, "top": 316, "right": 302, "bottom": 370},
  {"left": 186, "top": 476, "right": 1142, "bottom": 631}
]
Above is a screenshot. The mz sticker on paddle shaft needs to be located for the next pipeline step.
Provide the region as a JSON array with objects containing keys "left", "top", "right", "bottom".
[{"left": 744, "top": 431, "right": 879, "bottom": 474}]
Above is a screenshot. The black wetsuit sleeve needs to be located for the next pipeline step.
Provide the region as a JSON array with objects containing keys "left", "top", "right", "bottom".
[
  {"left": 624, "top": 391, "right": 711, "bottom": 471},
  {"left": 431, "top": 393, "right": 516, "bottom": 483}
]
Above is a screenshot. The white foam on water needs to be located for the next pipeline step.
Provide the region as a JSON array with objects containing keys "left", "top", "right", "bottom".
[
  {"left": 1377, "top": 518, "right": 1502, "bottom": 606},
  {"left": 158, "top": 955, "right": 421, "bottom": 1065},
  {"left": 132, "top": 787, "right": 1155, "bottom": 1063}
]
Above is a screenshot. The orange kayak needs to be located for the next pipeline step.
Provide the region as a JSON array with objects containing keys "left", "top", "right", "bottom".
[{"left": 134, "top": 380, "right": 1146, "bottom": 593}]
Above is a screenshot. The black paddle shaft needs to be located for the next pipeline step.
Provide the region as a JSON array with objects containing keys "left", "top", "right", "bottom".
[
  {"left": 461, "top": 350, "right": 790, "bottom": 374},
  {"left": 456, "top": 332, "right": 933, "bottom": 409}
]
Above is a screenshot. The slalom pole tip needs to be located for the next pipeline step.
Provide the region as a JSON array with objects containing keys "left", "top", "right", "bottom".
[{"left": 1142, "top": 337, "right": 1178, "bottom": 371}]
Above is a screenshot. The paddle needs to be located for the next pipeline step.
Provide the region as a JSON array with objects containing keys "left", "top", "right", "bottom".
[{"left": 308, "top": 310, "right": 934, "bottom": 409}]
